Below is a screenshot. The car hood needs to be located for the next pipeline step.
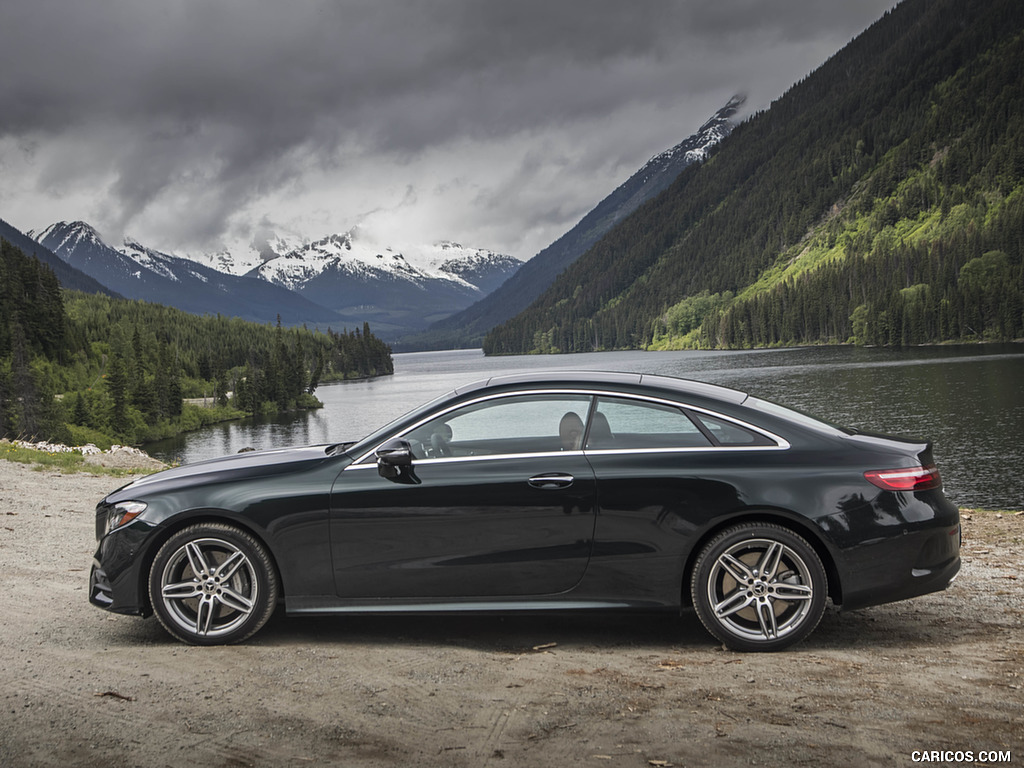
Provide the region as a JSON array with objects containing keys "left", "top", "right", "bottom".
[{"left": 105, "top": 444, "right": 352, "bottom": 503}]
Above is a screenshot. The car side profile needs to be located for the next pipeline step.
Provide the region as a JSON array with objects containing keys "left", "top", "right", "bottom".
[{"left": 90, "top": 372, "right": 961, "bottom": 651}]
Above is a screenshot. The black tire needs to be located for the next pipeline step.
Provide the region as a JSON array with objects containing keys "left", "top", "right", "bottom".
[
  {"left": 691, "top": 522, "right": 827, "bottom": 652},
  {"left": 148, "top": 522, "right": 279, "bottom": 645}
]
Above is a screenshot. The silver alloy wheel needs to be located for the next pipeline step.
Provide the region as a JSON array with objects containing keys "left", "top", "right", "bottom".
[
  {"left": 704, "top": 537, "right": 815, "bottom": 643},
  {"left": 158, "top": 536, "right": 260, "bottom": 639}
]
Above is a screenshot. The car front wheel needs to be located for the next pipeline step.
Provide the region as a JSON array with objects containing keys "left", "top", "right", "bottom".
[
  {"left": 149, "top": 523, "right": 279, "bottom": 645},
  {"left": 691, "top": 522, "right": 827, "bottom": 652}
]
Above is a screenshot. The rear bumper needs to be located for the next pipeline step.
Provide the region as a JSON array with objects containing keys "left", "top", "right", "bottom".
[
  {"left": 836, "top": 521, "right": 961, "bottom": 611},
  {"left": 816, "top": 485, "right": 961, "bottom": 611}
]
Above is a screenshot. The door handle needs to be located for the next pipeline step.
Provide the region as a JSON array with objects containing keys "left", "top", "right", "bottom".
[{"left": 528, "top": 473, "right": 574, "bottom": 489}]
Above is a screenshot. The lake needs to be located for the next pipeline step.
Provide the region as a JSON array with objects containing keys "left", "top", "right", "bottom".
[{"left": 145, "top": 345, "right": 1024, "bottom": 510}]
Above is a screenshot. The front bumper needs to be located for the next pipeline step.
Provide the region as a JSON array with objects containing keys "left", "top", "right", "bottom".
[
  {"left": 89, "top": 561, "right": 114, "bottom": 609},
  {"left": 88, "top": 521, "right": 156, "bottom": 617}
]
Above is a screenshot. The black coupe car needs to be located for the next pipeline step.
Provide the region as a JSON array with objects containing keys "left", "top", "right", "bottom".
[{"left": 90, "top": 372, "right": 961, "bottom": 651}]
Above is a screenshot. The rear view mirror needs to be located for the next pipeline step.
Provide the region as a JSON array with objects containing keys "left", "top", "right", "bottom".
[{"left": 376, "top": 439, "right": 414, "bottom": 480}]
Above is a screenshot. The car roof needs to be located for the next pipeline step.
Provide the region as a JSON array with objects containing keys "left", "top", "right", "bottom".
[{"left": 453, "top": 370, "right": 749, "bottom": 406}]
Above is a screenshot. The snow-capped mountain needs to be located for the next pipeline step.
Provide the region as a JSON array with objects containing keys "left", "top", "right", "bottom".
[
  {"left": 247, "top": 229, "right": 522, "bottom": 332},
  {"left": 175, "top": 230, "right": 310, "bottom": 276},
  {"left": 170, "top": 225, "right": 522, "bottom": 304},
  {"left": 632, "top": 94, "right": 743, "bottom": 184},
  {"left": 253, "top": 230, "right": 520, "bottom": 293},
  {"left": 31, "top": 221, "right": 522, "bottom": 338},
  {"left": 31, "top": 221, "right": 342, "bottom": 326},
  {"left": 431, "top": 240, "right": 525, "bottom": 295},
  {"left": 403, "top": 93, "right": 746, "bottom": 350}
]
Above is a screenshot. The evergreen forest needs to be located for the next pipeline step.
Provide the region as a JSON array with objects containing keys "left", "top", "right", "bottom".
[
  {"left": 483, "top": 0, "right": 1024, "bottom": 354},
  {"left": 0, "top": 238, "right": 393, "bottom": 446}
]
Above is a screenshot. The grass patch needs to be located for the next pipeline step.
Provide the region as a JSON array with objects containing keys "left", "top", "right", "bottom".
[{"left": 0, "top": 445, "right": 160, "bottom": 477}]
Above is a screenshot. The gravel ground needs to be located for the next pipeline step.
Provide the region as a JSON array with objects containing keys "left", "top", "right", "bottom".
[{"left": 0, "top": 459, "right": 1021, "bottom": 767}]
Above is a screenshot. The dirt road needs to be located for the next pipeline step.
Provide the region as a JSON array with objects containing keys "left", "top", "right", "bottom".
[{"left": 1, "top": 460, "right": 1021, "bottom": 767}]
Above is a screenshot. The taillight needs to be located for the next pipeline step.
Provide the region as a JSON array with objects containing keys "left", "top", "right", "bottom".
[{"left": 864, "top": 465, "right": 942, "bottom": 492}]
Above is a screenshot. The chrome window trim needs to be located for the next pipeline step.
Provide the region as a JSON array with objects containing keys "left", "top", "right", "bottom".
[
  {"left": 347, "top": 450, "right": 584, "bottom": 469},
  {"left": 346, "top": 387, "right": 790, "bottom": 469},
  {"left": 346, "top": 442, "right": 788, "bottom": 471},
  {"left": 585, "top": 443, "right": 789, "bottom": 455}
]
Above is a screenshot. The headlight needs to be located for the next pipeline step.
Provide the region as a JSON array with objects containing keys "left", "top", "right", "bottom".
[{"left": 105, "top": 501, "right": 148, "bottom": 536}]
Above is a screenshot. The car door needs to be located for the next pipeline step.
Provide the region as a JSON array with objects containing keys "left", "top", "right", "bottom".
[{"left": 329, "top": 393, "right": 597, "bottom": 599}]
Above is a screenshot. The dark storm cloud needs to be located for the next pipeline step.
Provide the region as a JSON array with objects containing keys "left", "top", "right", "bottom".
[
  {"left": 4, "top": 3, "right": 694, "bottom": 141},
  {"left": 0, "top": 0, "right": 895, "bottom": 252}
]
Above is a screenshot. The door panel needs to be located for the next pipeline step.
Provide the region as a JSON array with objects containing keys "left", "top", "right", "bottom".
[{"left": 330, "top": 454, "right": 597, "bottom": 598}]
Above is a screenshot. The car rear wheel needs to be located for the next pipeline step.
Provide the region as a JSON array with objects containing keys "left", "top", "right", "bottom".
[
  {"left": 691, "top": 522, "right": 827, "bottom": 652},
  {"left": 149, "top": 523, "right": 279, "bottom": 645}
]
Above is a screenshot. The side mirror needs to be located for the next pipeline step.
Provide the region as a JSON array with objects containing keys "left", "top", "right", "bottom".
[{"left": 376, "top": 439, "right": 413, "bottom": 480}]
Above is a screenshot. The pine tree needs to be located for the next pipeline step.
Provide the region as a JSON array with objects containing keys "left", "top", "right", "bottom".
[{"left": 106, "top": 355, "right": 131, "bottom": 438}]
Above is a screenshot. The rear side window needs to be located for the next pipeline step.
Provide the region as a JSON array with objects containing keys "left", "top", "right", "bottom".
[
  {"left": 690, "top": 411, "right": 776, "bottom": 447},
  {"left": 588, "top": 397, "right": 711, "bottom": 450}
]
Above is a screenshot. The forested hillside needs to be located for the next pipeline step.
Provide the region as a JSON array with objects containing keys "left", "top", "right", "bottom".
[
  {"left": 0, "top": 239, "right": 392, "bottom": 445},
  {"left": 484, "top": 0, "right": 1024, "bottom": 354}
]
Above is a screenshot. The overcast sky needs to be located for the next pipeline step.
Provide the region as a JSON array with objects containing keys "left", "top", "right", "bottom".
[{"left": 0, "top": 0, "right": 896, "bottom": 261}]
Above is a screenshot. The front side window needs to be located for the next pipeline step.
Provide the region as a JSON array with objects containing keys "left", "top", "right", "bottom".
[
  {"left": 403, "top": 394, "right": 593, "bottom": 459},
  {"left": 587, "top": 397, "right": 711, "bottom": 450}
]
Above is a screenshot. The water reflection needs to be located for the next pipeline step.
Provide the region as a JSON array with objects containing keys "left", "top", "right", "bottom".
[{"left": 144, "top": 345, "right": 1024, "bottom": 510}]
